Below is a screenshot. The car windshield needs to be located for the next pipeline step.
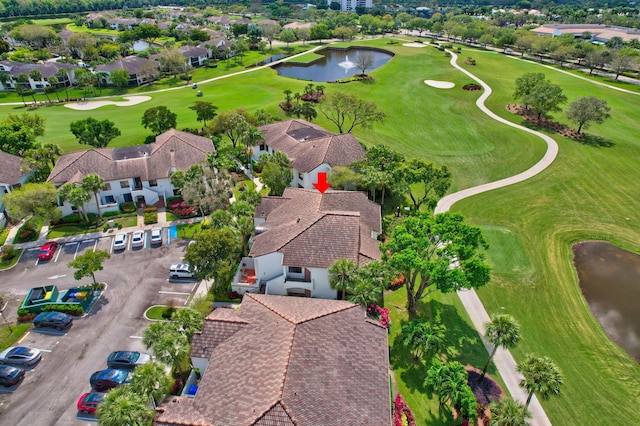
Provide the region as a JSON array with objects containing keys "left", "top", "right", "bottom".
[
  {"left": 9, "top": 347, "right": 33, "bottom": 357},
  {"left": 116, "top": 352, "right": 139, "bottom": 362},
  {"left": 39, "top": 249, "right": 49, "bottom": 254},
  {"left": 0, "top": 367, "right": 20, "bottom": 378},
  {"left": 85, "top": 393, "right": 105, "bottom": 403},
  {"left": 101, "top": 369, "right": 127, "bottom": 381}
]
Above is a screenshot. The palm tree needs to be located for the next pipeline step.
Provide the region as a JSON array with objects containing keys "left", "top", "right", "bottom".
[
  {"left": 479, "top": 314, "right": 521, "bottom": 382},
  {"left": 489, "top": 398, "right": 532, "bottom": 426},
  {"left": 425, "top": 360, "right": 469, "bottom": 414},
  {"left": 81, "top": 174, "right": 106, "bottom": 218},
  {"left": 130, "top": 360, "right": 171, "bottom": 405},
  {"left": 328, "top": 258, "right": 358, "bottom": 300},
  {"left": 46, "top": 76, "right": 60, "bottom": 101},
  {"left": 55, "top": 68, "right": 70, "bottom": 101},
  {"left": 97, "top": 386, "right": 155, "bottom": 426},
  {"left": 58, "top": 184, "right": 91, "bottom": 222},
  {"left": 143, "top": 322, "right": 191, "bottom": 376},
  {"left": 347, "top": 279, "right": 382, "bottom": 307},
  {"left": 16, "top": 73, "right": 35, "bottom": 104},
  {"left": 29, "top": 69, "right": 50, "bottom": 103},
  {"left": 0, "top": 72, "right": 11, "bottom": 92},
  {"left": 517, "top": 354, "right": 563, "bottom": 409},
  {"left": 401, "top": 319, "right": 445, "bottom": 360}
]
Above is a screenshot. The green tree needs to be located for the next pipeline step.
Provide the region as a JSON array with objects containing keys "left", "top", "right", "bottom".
[
  {"left": 184, "top": 228, "right": 241, "bottom": 291},
  {"left": 0, "top": 122, "right": 39, "bottom": 155},
  {"left": 129, "top": 360, "right": 171, "bottom": 405},
  {"left": 10, "top": 24, "right": 58, "bottom": 48},
  {"left": 395, "top": 159, "right": 451, "bottom": 211},
  {"left": 319, "top": 92, "right": 386, "bottom": 134},
  {"left": 172, "top": 307, "right": 204, "bottom": 341},
  {"left": 518, "top": 354, "right": 563, "bottom": 408},
  {"left": 401, "top": 319, "right": 446, "bottom": 361},
  {"left": 29, "top": 69, "right": 49, "bottom": 102},
  {"left": 609, "top": 51, "right": 638, "bottom": 80},
  {"left": 46, "top": 76, "right": 60, "bottom": 101},
  {"left": 513, "top": 72, "right": 545, "bottom": 110},
  {"left": 347, "top": 279, "right": 382, "bottom": 307},
  {"left": 67, "top": 249, "right": 111, "bottom": 286},
  {"left": 425, "top": 360, "right": 473, "bottom": 416},
  {"left": 70, "top": 117, "right": 121, "bottom": 148},
  {"left": 159, "top": 46, "right": 187, "bottom": 77},
  {"left": 479, "top": 314, "right": 521, "bottom": 382},
  {"left": 82, "top": 174, "right": 107, "bottom": 218},
  {"left": 142, "top": 106, "right": 177, "bottom": 135},
  {"left": 20, "top": 143, "right": 61, "bottom": 182},
  {"left": 16, "top": 73, "right": 36, "bottom": 104},
  {"left": 169, "top": 164, "right": 204, "bottom": 191},
  {"left": 109, "top": 69, "right": 130, "bottom": 88},
  {"left": 3, "top": 182, "right": 61, "bottom": 222},
  {"left": 97, "top": 386, "right": 154, "bottom": 426},
  {"left": 58, "top": 183, "right": 91, "bottom": 222},
  {"left": 328, "top": 258, "right": 358, "bottom": 300},
  {"left": 357, "top": 144, "right": 404, "bottom": 205},
  {"left": 354, "top": 53, "right": 375, "bottom": 75},
  {"left": 565, "top": 96, "right": 612, "bottom": 134},
  {"left": 489, "top": 398, "right": 532, "bottom": 426},
  {"left": 292, "top": 102, "right": 317, "bottom": 122},
  {"left": 382, "top": 212, "right": 491, "bottom": 317},
  {"left": 208, "top": 109, "right": 251, "bottom": 149},
  {"left": 257, "top": 152, "right": 293, "bottom": 196},
  {"left": 143, "top": 321, "right": 191, "bottom": 375},
  {"left": 56, "top": 68, "right": 71, "bottom": 100},
  {"left": 181, "top": 168, "right": 233, "bottom": 215},
  {"left": 279, "top": 29, "right": 297, "bottom": 47},
  {"left": 189, "top": 101, "right": 218, "bottom": 127},
  {"left": 524, "top": 80, "right": 567, "bottom": 119}
]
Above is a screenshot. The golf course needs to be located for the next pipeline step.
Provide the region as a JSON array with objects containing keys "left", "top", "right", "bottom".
[{"left": 1, "top": 36, "right": 639, "bottom": 424}]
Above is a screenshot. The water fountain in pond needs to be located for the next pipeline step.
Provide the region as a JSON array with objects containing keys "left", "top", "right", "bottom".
[{"left": 338, "top": 55, "right": 356, "bottom": 73}]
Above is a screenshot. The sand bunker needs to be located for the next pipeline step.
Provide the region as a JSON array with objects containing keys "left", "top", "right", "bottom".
[
  {"left": 424, "top": 80, "right": 455, "bottom": 89},
  {"left": 65, "top": 95, "right": 152, "bottom": 110},
  {"left": 403, "top": 43, "right": 426, "bottom": 48}
]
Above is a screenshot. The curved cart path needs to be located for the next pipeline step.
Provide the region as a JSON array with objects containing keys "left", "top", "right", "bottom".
[{"left": 435, "top": 51, "right": 556, "bottom": 426}]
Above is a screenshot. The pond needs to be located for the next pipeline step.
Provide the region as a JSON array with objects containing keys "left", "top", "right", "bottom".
[
  {"left": 573, "top": 241, "right": 640, "bottom": 361},
  {"left": 133, "top": 40, "right": 150, "bottom": 52},
  {"left": 273, "top": 47, "right": 393, "bottom": 82}
]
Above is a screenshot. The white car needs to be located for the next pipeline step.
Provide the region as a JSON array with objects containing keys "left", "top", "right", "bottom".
[
  {"left": 169, "top": 263, "right": 194, "bottom": 279},
  {"left": 150, "top": 227, "right": 163, "bottom": 245},
  {"left": 113, "top": 232, "right": 128, "bottom": 251},
  {"left": 131, "top": 230, "right": 145, "bottom": 248}
]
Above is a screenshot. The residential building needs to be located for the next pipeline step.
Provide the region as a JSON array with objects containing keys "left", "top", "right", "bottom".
[
  {"left": 47, "top": 129, "right": 214, "bottom": 216},
  {"left": 282, "top": 21, "right": 316, "bottom": 31},
  {"left": 233, "top": 187, "right": 381, "bottom": 298},
  {"left": 95, "top": 56, "right": 159, "bottom": 87},
  {"left": 328, "top": 0, "right": 372, "bottom": 13},
  {"left": 253, "top": 119, "right": 366, "bottom": 190},
  {"left": 155, "top": 293, "right": 392, "bottom": 426},
  {"left": 0, "top": 61, "right": 76, "bottom": 91},
  {"left": 0, "top": 151, "right": 32, "bottom": 221},
  {"left": 178, "top": 45, "right": 210, "bottom": 67}
]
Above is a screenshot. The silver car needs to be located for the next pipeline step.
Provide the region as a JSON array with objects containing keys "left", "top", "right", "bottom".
[
  {"left": 113, "top": 232, "right": 128, "bottom": 251},
  {"left": 0, "top": 346, "right": 42, "bottom": 366},
  {"left": 150, "top": 227, "right": 163, "bottom": 245},
  {"left": 131, "top": 230, "right": 145, "bottom": 248}
]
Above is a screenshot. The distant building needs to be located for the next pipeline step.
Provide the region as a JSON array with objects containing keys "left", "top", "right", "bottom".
[
  {"left": 531, "top": 24, "right": 640, "bottom": 44},
  {"left": 328, "top": 0, "right": 372, "bottom": 13}
]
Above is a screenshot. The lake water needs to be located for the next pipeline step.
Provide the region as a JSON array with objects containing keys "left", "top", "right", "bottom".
[
  {"left": 133, "top": 40, "right": 150, "bottom": 52},
  {"left": 573, "top": 241, "right": 640, "bottom": 360},
  {"left": 273, "top": 47, "right": 393, "bottom": 82}
]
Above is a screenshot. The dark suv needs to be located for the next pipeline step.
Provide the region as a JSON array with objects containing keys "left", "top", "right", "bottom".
[{"left": 33, "top": 311, "right": 73, "bottom": 331}]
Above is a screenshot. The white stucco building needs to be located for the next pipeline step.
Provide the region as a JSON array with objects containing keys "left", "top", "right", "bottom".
[{"left": 327, "top": 0, "right": 372, "bottom": 12}]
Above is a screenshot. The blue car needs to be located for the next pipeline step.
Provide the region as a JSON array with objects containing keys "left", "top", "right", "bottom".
[
  {"left": 34, "top": 311, "right": 73, "bottom": 331},
  {"left": 89, "top": 368, "right": 132, "bottom": 392}
]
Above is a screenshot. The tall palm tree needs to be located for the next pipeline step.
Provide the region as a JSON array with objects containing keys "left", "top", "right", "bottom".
[
  {"left": 479, "top": 314, "right": 521, "bottom": 382},
  {"left": 29, "top": 69, "right": 50, "bottom": 102},
  {"left": 517, "top": 354, "right": 563, "bottom": 409},
  {"left": 97, "top": 386, "right": 155, "bottom": 426},
  {"left": 0, "top": 72, "right": 11, "bottom": 92},
  {"left": 58, "top": 184, "right": 91, "bottom": 222},
  {"left": 55, "top": 68, "right": 70, "bottom": 101},
  {"left": 81, "top": 174, "right": 106, "bottom": 218},
  {"left": 328, "top": 258, "right": 358, "bottom": 300},
  {"left": 489, "top": 398, "right": 532, "bottom": 426},
  {"left": 46, "top": 76, "right": 60, "bottom": 101},
  {"left": 347, "top": 279, "right": 382, "bottom": 307},
  {"left": 130, "top": 360, "right": 171, "bottom": 405},
  {"left": 16, "top": 73, "right": 35, "bottom": 104}
]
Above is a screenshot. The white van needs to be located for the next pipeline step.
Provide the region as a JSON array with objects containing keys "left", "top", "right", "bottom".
[{"left": 169, "top": 263, "right": 194, "bottom": 279}]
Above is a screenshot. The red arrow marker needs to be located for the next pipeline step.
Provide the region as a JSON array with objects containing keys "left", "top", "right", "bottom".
[{"left": 313, "top": 172, "right": 331, "bottom": 194}]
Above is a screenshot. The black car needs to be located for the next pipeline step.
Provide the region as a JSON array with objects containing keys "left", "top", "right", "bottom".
[
  {"left": 33, "top": 311, "right": 73, "bottom": 331},
  {"left": 89, "top": 368, "right": 132, "bottom": 392},
  {"left": 106, "top": 351, "right": 151, "bottom": 370},
  {"left": 0, "top": 365, "right": 25, "bottom": 387}
]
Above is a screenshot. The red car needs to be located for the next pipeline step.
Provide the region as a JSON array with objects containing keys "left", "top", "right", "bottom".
[
  {"left": 77, "top": 392, "right": 106, "bottom": 414},
  {"left": 38, "top": 241, "right": 58, "bottom": 260}
]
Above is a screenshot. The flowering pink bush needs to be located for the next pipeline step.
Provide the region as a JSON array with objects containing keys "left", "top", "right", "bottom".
[
  {"left": 393, "top": 394, "right": 416, "bottom": 426},
  {"left": 367, "top": 303, "right": 391, "bottom": 329},
  {"left": 168, "top": 198, "right": 197, "bottom": 218}
]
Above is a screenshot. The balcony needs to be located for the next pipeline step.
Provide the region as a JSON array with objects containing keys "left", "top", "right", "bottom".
[{"left": 232, "top": 258, "right": 260, "bottom": 294}]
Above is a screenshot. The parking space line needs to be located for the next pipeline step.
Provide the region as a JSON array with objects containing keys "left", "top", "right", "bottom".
[
  {"left": 93, "top": 239, "right": 98, "bottom": 252},
  {"left": 74, "top": 242, "right": 81, "bottom": 259},
  {"left": 28, "top": 247, "right": 39, "bottom": 252},
  {"left": 129, "top": 336, "right": 143, "bottom": 339},
  {"left": 17, "top": 331, "right": 30, "bottom": 344},
  {"left": 54, "top": 246, "right": 62, "bottom": 263},
  {"left": 144, "top": 232, "right": 148, "bottom": 249},
  {"left": 158, "top": 291, "right": 191, "bottom": 296},
  {"left": 39, "top": 349, "right": 52, "bottom": 353},
  {"left": 35, "top": 257, "right": 39, "bottom": 266}
]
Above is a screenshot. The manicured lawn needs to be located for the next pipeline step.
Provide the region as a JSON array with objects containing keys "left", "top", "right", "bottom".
[
  {"left": 233, "top": 179, "right": 256, "bottom": 201},
  {"left": 0, "top": 324, "right": 30, "bottom": 351},
  {"left": 145, "top": 305, "right": 183, "bottom": 320},
  {"left": 12, "top": 218, "right": 43, "bottom": 244},
  {"left": 176, "top": 222, "right": 202, "bottom": 239},
  {"left": 0, "top": 227, "right": 8, "bottom": 245},
  {"left": 451, "top": 48, "right": 640, "bottom": 424},
  {"left": 32, "top": 18, "right": 73, "bottom": 25},
  {"left": 287, "top": 51, "right": 324, "bottom": 63}
]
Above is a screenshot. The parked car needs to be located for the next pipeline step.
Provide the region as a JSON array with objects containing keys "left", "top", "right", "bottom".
[
  {"left": 169, "top": 263, "right": 194, "bottom": 279},
  {"left": 0, "top": 365, "right": 25, "bottom": 387},
  {"left": 89, "top": 368, "right": 132, "bottom": 392},
  {"left": 33, "top": 311, "right": 73, "bottom": 331},
  {"left": 0, "top": 346, "right": 42, "bottom": 366},
  {"left": 131, "top": 230, "right": 145, "bottom": 248},
  {"left": 77, "top": 392, "right": 106, "bottom": 414},
  {"left": 150, "top": 227, "right": 163, "bottom": 245},
  {"left": 113, "top": 232, "right": 128, "bottom": 251},
  {"left": 38, "top": 241, "right": 59, "bottom": 260},
  {"left": 106, "top": 351, "right": 152, "bottom": 369}
]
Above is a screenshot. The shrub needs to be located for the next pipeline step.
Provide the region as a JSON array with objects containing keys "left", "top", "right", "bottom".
[
  {"left": 102, "top": 211, "right": 121, "bottom": 218},
  {"left": 18, "top": 224, "right": 37, "bottom": 240},
  {"left": 1, "top": 244, "right": 17, "bottom": 261},
  {"left": 393, "top": 394, "right": 416, "bottom": 426},
  {"left": 61, "top": 214, "right": 83, "bottom": 224},
  {"left": 17, "top": 312, "right": 37, "bottom": 322},
  {"left": 144, "top": 211, "right": 158, "bottom": 225},
  {"left": 41, "top": 304, "right": 84, "bottom": 316},
  {"left": 227, "top": 291, "right": 241, "bottom": 301},
  {"left": 120, "top": 201, "right": 136, "bottom": 213},
  {"left": 143, "top": 206, "right": 158, "bottom": 213},
  {"left": 167, "top": 198, "right": 197, "bottom": 218},
  {"left": 170, "top": 378, "right": 183, "bottom": 395}
]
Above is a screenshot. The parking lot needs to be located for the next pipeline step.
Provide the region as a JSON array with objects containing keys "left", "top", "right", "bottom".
[{"left": 0, "top": 231, "right": 202, "bottom": 425}]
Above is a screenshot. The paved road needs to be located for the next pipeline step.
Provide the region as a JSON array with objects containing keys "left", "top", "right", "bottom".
[
  {"left": 0, "top": 235, "right": 201, "bottom": 426},
  {"left": 434, "top": 50, "right": 555, "bottom": 426}
]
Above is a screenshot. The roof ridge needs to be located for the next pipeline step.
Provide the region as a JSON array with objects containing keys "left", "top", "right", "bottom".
[
  {"left": 295, "top": 303, "right": 358, "bottom": 325},
  {"left": 269, "top": 211, "right": 326, "bottom": 254},
  {"left": 47, "top": 149, "right": 97, "bottom": 183}
]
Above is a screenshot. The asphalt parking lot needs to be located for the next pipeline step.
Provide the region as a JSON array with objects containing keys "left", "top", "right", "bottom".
[{"left": 0, "top": 230, "right": 201, "bottom": 425}]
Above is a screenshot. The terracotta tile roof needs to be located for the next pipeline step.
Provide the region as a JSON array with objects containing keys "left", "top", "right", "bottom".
[
  {"left": 48, "top": 129, "right": 214, "bottom": 185},
  {"left": 0, "top": 151, "right": 25, "bottom": 184},
  {"left": 259, "top": 120, "right": 365, "bottom": 173},
  {"left": 95, "top": 56, "right": 158, "bottom": 74},
  {"left": 154, "top": 294, "right": 391, "bottom": 426},
  {"left": 251, "top": 189, "right": 381, "bottom": 266},
  {"left": 191, "top": 308, "right": 248, "bottom": 359}
]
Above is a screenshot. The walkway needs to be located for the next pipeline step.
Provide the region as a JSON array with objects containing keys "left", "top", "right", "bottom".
[{"left": 434, "top": 50, "right": 556, "bottom": 426}]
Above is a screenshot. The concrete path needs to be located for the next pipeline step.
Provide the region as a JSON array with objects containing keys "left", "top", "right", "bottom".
[{"left": 435, "top": 51, "right": 556, "bottom": 426}]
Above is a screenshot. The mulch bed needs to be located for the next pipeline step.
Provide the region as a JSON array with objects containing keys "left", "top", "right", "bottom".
[
  {"left": 463, "top": 83, "right": 482, "bottom": 91},
  {"left": 465, "top": 366, "right": 505, "bottom": 425},
  {"left": 507, "top": 103, "right": 584, "bottom": 139}
]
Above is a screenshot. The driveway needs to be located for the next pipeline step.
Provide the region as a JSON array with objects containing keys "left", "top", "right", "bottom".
[{"left": 0, "top": 233, "right": 200, "bottom": 425}]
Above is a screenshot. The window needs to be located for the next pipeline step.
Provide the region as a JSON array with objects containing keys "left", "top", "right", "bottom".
[
  {"left": 149, "top": 179, "right": 158, "bottom": 187},
  {"left": 104, "top": 183, "right": 111, "bottom": 191},
  {"left": 259, "top": 144, "right": 267, "bottom": 151},
  {"left": 288, "top": 266, "right": 302, "bottom": 274},
  {"left": 104, "top": 195, "right": 115, "bottom": 204},
  {"left": 123, "top": 194, "right": 133, "bottom": 202},
  {"left": 120, "top": 180, "right": 130, "bottom": 188}
]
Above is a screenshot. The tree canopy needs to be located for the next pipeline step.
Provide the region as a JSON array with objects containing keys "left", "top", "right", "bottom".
[
  {"left": 518, "top": 354, "right": 564, "bottom": 408},
  {"left": 142, "top": 106, "right": 177, "bottom": 135},
  {"left": 189, "top": 101, "right": 218, "bottom": 127},
  {"left": 565, "top": 96, "right": 612, "bottom": 134},
  {"left": 319, "top": 92, "right": 386, "bottom": 134},
  {"left": 68, "top": 249, "right": 111, "bottom": 285},
  {"left": 2, "top": 182, "right": 61, "bottom": 222},
  {"left": 184, "top": 228, "right": 241, "bottom": 291},
  {"left": 70, "top": 117, "right": 121, "bottom": 148},
  {"left": 257, "top": 151, "right": 293, "bottom": 196}
]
